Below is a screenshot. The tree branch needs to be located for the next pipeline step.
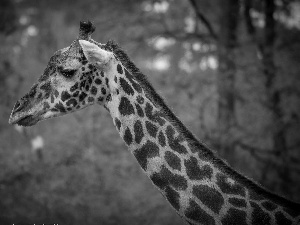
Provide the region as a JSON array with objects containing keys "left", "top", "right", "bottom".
[
  {"left": 234, "top": 140, "right": 275, "bottom": 155},
  {"left": 188, "top": 0, "right": 218, "bottom": 40}
]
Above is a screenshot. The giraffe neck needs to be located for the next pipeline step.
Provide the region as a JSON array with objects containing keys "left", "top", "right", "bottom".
[{"left": 102, "top": 46, "right": 300, "bottom": 225}]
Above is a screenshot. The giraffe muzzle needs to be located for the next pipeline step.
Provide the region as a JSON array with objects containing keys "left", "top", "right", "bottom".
[
  {"left": 9, "top": 110, "right": 40, "bottom": 126},
  {"left": 9, "top": 99, "right": 43, "bottom": 126}
]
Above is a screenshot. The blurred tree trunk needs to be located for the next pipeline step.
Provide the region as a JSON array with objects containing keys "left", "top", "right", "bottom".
[
  {"left": 261, "top": 0, "right": 291, "bottom": 196},
  {"left": 0, "top": 0, "right": 17, "bottom": 35},
  {"left": 217, "top": 0, "right": 239, "bottom": 156}
]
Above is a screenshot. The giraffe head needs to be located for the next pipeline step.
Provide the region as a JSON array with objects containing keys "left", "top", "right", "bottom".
[{"left": 9, "top": 21, "right": 115, "bottom": 126}]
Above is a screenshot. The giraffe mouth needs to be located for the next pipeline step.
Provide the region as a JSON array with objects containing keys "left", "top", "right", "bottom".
[
  {"left": 16, "top": 115, "right": 39, "bottom": 126},
  {"left": 9, "top": 114, "right": 40, "bottom": 127},
  {"left": 9, "top": 99, "right": 48, "bottom": 126}
]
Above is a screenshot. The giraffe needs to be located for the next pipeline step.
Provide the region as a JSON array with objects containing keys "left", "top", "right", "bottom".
[{"left": 8, "top": 21, "right": 300, "bottom": 225}]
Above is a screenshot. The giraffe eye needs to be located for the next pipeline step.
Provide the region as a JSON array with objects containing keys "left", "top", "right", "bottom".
[{"left": 60, "top": 68, "right": 77, "bottom": 78}]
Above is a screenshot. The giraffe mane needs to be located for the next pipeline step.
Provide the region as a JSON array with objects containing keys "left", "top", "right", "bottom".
[
  {"left": 99, "top": 40, "right": 300, "bottom": 210},
  {"left": 103, "top": 40, "right": 214, "bottom": 154}
]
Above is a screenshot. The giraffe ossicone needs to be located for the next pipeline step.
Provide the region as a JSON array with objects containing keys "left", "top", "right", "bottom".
[{"left": 9, "top": 21, "right": 300, "bottom": 225}]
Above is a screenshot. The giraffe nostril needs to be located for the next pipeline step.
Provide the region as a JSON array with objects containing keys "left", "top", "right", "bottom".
[
  {"left": 13, "top": 100, "right": 25, "bottom": 113},
  {"left": 15, "top": 101, "right": 21, "bottom": 109}
]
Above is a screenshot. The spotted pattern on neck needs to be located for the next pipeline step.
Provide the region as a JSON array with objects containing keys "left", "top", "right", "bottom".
[{"left": 104, "top": 60, "right": 300, "bottom": 225}]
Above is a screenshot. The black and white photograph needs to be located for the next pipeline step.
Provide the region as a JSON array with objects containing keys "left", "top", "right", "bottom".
[{"left": 1, "top": 0, "right": 300, "bottom": 224}]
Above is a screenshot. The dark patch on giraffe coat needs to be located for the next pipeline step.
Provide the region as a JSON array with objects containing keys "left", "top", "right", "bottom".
[
  {"left": 165, "top": 151, "right": 181, "bottom": 171},
  {"left": 88, "top": 64, "right": 94, "bottom": 70},
  {"left": 145, "top": 102, "right": 165, "bottom": 126},
  {"left": 66, "top": 98, "right": 77, "bottom": 107},
  {"left": 54, "top": 102, "right": 66, "bottom": 113},
  {"left": 250, "top": 202, "right": 271, "bottom": 225},
  {"left": 73, "top": 91, "right": 79, "bottom": 97},
  {"left": 131, "top": 80, "right": 142, "bottom": 93},
  {"left": 165, "top": 186, "right": 180, "bottom": 211},
  {"left": 193, "top": 185, "right": 224, "bottom": 214},
  {"left": 40, "top": 81, "right": 51, "bottom": 98},
  {"left": 135, "top": 104, "right": 144, "bottom": 117},
  {"left": 120, "top": 77, "right": 134, "bottom": 96},
  {"left": 134, "top": 120, "right": 143, "bottom": 144},
  {"left": 134, "top": 140, "right": 159, "bottom": 170},
  {"left": 261, "top": 201, "right": 277, "bottom": 211},
  {"left": 115, "top": 118, "right": 121, "bottom": 131},
  {"left": 275, "top": 211, "right": 292, "bottom": 225},
  {"left": 106, "top": 94, "right": 112, "bottom": 102},
  {"left": 95, "top": 78, "right": 102, "bottom": 85},
  {"left": 124, "top": 128, "right": 133, "bottom": 145},
  {"left": 221, "top": 208, "right": 247, "bottom": 225},
  {"left": 228, "top": 198, "right": 247, "bottom": 208},
  {"left": 184, "top": 156, "right": 213, "bottom": 180},
  {"left": 249, "top": 190, "right": 265, "bottom": 201},
  {"left": 216, "top": 173, "right": 245, "bottom": 197},
  {"left": 88, "top": 97, "right": 94, "bottom": 103},
  {"left": 124, "top": 69, "right": 142, "bottom": 93},
  {"left": 150, "top": 165, "right": 187, "bottom": 190},
  {"left": 40, "top": 81, "right": 50, "bottom": 92},
  {"left": 29, "top": 84, "right": 38, "bottom": 98},
  {"left": 70, "top": 82, "right": 79, "bottom": 92},
  {"left": 145, "top": 121, "right": 158, "bottom": 138},
  {"left": 101, "top": 87, "right": 106, "bottom": 95},
  {"left": 158, "top": 131, "right": 166, "bottom": 147},
  {"left": 50, "top": 94, "right": 55, "bottom": 103},
  {"left": 105, "top": 77, "right": 109, "bottom": 88},
  {"left": 43, "top": 102, "right": 50, "bottom": 110},
  {"left": 54, "top": 90, "right": 59, "bottom": 98},
  {"left": 88, "top": 76, "right": 93, "bottom": 85},
  {"left": 80, "top": 80, "right": 86, "bottom": 90},
  {"left": 61, "top": 91, "right": 71, "bottom": 102},
  {"left": 185, "top": 200, "right": 215, "bottom": 225},
  {"left": 51, "top": 108, "right": 58, "bottom": 112},
  {"left": 166, "top": 125, "right": 187, "bottom": 154},
  {"left": 119, "top": 97, "right": 135, "bottom": 116},
  {"left": 117, "top": 64, "right": 123, "bottom": 74},
  {"left": 91, "top": 86, "right": 97, "bottom": 95},
  {"left": 79, "top": 92, "right": 87, "bottom": 102}
]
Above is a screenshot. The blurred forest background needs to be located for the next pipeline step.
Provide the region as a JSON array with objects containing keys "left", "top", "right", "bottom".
[{"left": 0, "top": 0, "right": 300, "bottom": 224}]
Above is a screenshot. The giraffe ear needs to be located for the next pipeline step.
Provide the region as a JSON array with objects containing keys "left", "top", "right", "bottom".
[{"left": 79, "top": 40, "right": 112, "bottom": 67}]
